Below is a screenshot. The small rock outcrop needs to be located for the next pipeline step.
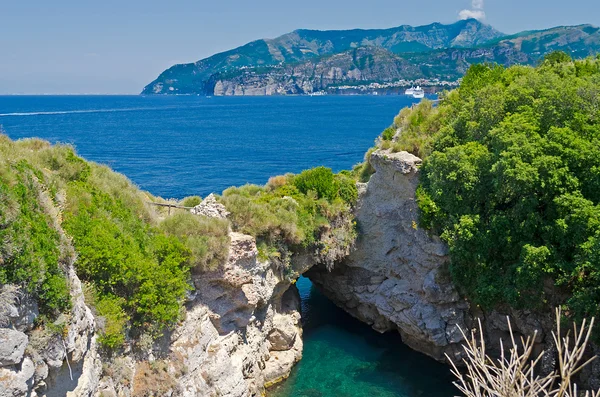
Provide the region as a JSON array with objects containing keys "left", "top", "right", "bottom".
[
  {"left": 0, "top": 329, "right": 28, "bottom": 366},
  {"left": 190, "top": 193, "right": 230, "bottom": 218},
  {"left": 307, "top": 149, "right": 469, "bottom": 360}
]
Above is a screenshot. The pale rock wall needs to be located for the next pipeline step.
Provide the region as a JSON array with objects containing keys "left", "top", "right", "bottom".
[
  {"left": 0, "top": 266, "right": 101, "bottom": 397},
  {"left": 165, "top": 232, "right": 303, "bottom": 396},
  {"left": 307, "top": 149, "right": 469, "bottom": 361}
]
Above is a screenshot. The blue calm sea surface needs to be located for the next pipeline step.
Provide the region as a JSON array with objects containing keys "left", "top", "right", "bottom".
[
  {"left": 1, "top": 95, "right": 428, "bottom": 199},
  {"left": 0, "top": 95, "right": 454, "bottom": 396}
]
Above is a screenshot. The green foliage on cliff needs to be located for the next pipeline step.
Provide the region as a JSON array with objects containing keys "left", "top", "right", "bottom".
[
  {"left": 0, "top": 134, "right": 360, "bottom": 348},
  {"left": 219, "top": 168, "right": 357, "bottom": 268},
  {"left": 0, "top": 138, "right": 74, "bottom": 317},
  {"left": 293, "top": 166, "right": 358, "bottom": 204},
  {"left": 379, "top": 99, "right": 443, "bottom": 158},
  {"left": 0, "top": 158, "right": 71, "bottom": 316},
  {"left": 0, "top": 136, "right": 199, "bottom": 348},
  {"left": 407, "top": 54, "right": 600, "bottom": 321},
  {"left": 159, "top": 212, "right": 229, "bottom": 272},
  {"left": 62, "top": 178, "right": 192, "bottom": 340}
]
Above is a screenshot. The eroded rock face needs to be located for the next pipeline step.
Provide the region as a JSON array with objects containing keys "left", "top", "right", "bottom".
[
  {"left": 307, "top": 149, "right": 469, "bottom": 361},
  {"left": 0, "top": 329, "right": 28, "bottom": 366},
  {"left": 0, "top": 266, "right": 101, "bottom": 397},
  {"left": 169, "top": 231, "right": 303, "bottom": 396}
]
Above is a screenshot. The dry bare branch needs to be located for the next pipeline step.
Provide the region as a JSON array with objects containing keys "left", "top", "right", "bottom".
[{"left": 446, "top": 308, "right": 599, "bottom": 397}]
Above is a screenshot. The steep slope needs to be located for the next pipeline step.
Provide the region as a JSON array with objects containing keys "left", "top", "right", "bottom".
[
  {"left": 209, "top": 47, "right": 422, "bottom": 96},
  {"left": 397, "top": 23, "right": 600, "bottom": 80},
  {"left": 142, "top": 19, "right": 503, "bottom": 95},
  {"left": 142, "top": 21, "right": 600, "bottom": 96}
]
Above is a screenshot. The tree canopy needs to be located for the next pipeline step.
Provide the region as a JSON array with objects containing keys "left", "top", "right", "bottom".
[{"left": 405, "top": 53, "right": 600, "bottom": 321}]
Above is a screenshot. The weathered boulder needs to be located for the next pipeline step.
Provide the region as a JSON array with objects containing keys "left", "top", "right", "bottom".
[
  {"left": 0, "top": 357, "right": 35, "bottom": 397},
  {"left": 190, "top": 193, "right": 230, "bottom": 219},
  {"left": 308, "top": 149, "right": 469, "bottom": 361},
  {"left": 0, "top": 329, "right": 28, "bottom": 367}
]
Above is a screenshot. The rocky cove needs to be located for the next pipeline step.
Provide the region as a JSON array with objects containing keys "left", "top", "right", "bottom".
[
  {"left": 0, "top": 145, "right": 456, "bottom": 396},
  {"left": 0, "top": 146, "right": 574, "bottom": 397},
  {"left": 4, "top": 146, "right": 590, "bottom": 397},
  {"left": 4, "top": 52, "right": 600, "bottom": 397}
]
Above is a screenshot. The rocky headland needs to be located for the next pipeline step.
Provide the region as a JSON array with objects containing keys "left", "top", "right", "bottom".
[{"left": 142, "top": 20, "right": 600, "bottom": 96}]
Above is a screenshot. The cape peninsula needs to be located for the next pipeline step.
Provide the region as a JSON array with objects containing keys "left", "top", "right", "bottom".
[{"left": 142, "top": 19, "right": 600, "bottom": 96}]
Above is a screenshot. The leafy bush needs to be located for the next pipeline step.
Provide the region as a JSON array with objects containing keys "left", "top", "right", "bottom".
[
  {"left": 181, "top": 195, "right": 201, "bottom": 208},
  {"left": 220, "top": 168, "right": 357, "bottom": 272},
  {"left": 335, "top": 174, "right": 358, "bottom": 204},
  {"left": 413, "top": 54, "right": 600, "bottom": 322},
  {"left": 159, "top": 212, "right": 229, "bottom": 272},
  {"left": 96, "top": 293, "right": 129, "bottom": 350},
  {"left": 293, "top": 166, "right": 338, "bottom": 200},
  {"left": 63, "top": 178, "right": 192, "bottom": 339},
  {"left": 381, "top": 127, "right": 395, "bottom": 141},
  {"left": 0, "top": 160, "right": 71, "bottom": 316},
  {"left": 0, "top": 135, "right": 195, "bottom": 348},
  {"left": 292, "top": 166, "right": 358, "bottom": 205}
]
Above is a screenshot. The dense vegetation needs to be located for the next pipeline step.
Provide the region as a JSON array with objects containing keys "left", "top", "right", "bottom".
[
  {"left": 387, "top": 53, "right": 600, "bottom": 322},
  {"left": 0, "top": 135, "right": 358, "bottom": 349},
  {"left": 219, "top": 167, "right": 357, "bottom": 272},
  {"left": 0, "top": 137, "right": 211, "bottom": 348}
]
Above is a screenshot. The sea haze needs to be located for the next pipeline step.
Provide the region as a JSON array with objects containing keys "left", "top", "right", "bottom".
[{"left": 0, "top": 95, "right": 426, "bottom": 198}]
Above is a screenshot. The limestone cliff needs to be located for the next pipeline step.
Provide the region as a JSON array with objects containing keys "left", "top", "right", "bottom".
[
  {"left": 307, "top": 149, "right": 468, "bottom": 360},
  {"left": 306, "top": 149, "right": 600, "bottom": 389},
  {"left": 0, "top": 196, "right": 306, "bottom": 397}
]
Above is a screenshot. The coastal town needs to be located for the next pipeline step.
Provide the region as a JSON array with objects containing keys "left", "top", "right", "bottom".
[{"left": 319, "top": 78, "right": 460, "bottom": 95}]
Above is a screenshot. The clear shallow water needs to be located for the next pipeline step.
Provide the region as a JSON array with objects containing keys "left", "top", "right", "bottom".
[
  {"left": 269, "top": 277, "right": 456, "bottom": 397},
  {"left": 0, "top": 95, "right": 431, "bottom": 198},
  {"left": 0, "top": 95, "right": 453, "bottom": 396}
]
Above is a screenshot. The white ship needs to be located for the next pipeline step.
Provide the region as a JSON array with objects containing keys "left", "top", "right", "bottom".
[
  {"left": 412, "top": 86, "right": 425, "bottom": 99},
  {"left": 404, "top": 86, "right": 415, "bottom": 95}
]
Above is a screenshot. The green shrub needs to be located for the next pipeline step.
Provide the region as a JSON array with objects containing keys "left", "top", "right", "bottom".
[
  {"left": 62, "top": 178, "right": 192, "bottom": 340},
  {"left": 335, "top": 174, "right": 358, "bottom": 205},
  {"left": 293, "top": 166, "right": 338, "bottom": 200},
  {"left": 381, "top": 127, "right": 395, "bottom": 141},
  {"left": 0, "top": 162, "right": 71, "bottom": 316},
  {"left": 159, "top": 212, "right": 229, "bottom": 272},
  {"left": 221, "top": 169, "right": 356, "bottom": 271},
  {"left": 96, "top": 293, "right": 129, "bottom": 350},
  {"left": 181, "top": 196, "right": 202, "bottom": 208}
]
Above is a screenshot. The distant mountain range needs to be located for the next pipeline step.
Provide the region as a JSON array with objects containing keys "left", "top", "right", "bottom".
[{"left": 142, "top": 19, "right": 600, "bottom": 96}]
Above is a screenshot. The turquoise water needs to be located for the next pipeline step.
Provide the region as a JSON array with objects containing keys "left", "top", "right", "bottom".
[
  {"left": 269, "top": 277, "right": 456, "bottom": 397},
  {"left": 0, "top": 95, "right": 453, "bottom": 396}
]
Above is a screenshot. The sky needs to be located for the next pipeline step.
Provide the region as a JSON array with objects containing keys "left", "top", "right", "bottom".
[{"left": 1, "top": 0, "right": 599, "bottom": 94}]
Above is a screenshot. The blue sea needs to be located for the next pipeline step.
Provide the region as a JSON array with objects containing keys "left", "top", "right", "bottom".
[
  {"left": 0, "top": 95, "right": 454, "bottom": 396},
  {"left": 2, "top": 95, "right": 429, "bottom": 199}
]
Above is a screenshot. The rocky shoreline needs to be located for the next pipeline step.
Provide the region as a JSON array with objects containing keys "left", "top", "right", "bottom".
[{"left": 2, "top": 149, "right": 599, "bottom": 396}]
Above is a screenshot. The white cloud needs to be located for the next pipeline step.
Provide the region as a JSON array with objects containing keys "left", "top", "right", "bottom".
[
  {"left": 459, "top": 0, "right": 486, "bottom": 21},
  {"left": 459, "top": 9, "right": 486, "bottom": 20}
]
